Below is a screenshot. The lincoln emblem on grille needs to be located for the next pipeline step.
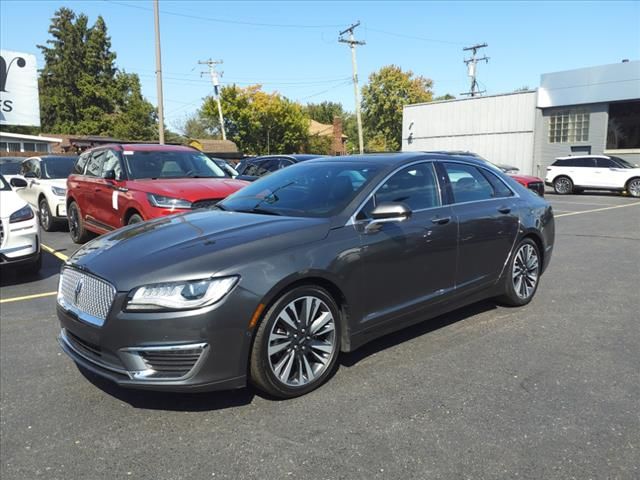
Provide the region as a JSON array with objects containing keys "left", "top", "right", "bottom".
[{"left": 74, "top": 278, "right": 84, "bottom": 305}]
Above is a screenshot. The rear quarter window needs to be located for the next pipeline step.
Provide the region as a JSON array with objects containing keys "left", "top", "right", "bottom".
[{"left": 74, "top": 153, "right": 90, "bottom": 174}]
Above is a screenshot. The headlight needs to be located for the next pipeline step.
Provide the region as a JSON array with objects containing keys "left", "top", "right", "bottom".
[
  {"left": 147, "top": 193, "right": 192, "bottom": 209},
  {"left": 126, "top": 276, "right": 239, "bottom": 311},
  {"left": 51, "top": 186, "right": 67, "bottom": 196},
  {"left": 9, "top": 204, "right": 35, "bottom": 223}
]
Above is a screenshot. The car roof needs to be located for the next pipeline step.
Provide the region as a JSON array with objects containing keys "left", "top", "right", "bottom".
[
  {"left": 555, "top": 155, "right": 610, "bottom": 160},
  {"left": 250, "top": 154, "right": 328, "bottom": 162},
  {"left": 90, "top": 143, "right": 197, "bottom": 153},
  {"left": 304, "top": 152, "right": 492, "bottom": 169}
]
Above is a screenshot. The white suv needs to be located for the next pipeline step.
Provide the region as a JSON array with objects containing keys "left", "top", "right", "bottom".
[
  {"left": 16, "top": 156, "right": 76, "bottom": 231},
  {"left": 0, "top": 175, "right": 41, "bottom": 274},
  {"left": 545, "top": 155, "right": 640, "bottom": 197}
]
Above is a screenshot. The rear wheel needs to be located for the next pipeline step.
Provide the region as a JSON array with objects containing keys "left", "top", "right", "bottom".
[
  {"left": 39, "top": 197, "right": 55, "bottom": 232},
  {"left": 553, "top": 176, "right": 573, "bottom": 195},
  {"left": 498, "top": 238, "right": 541, "bottom": 307},
  {"left": 626, "top": 178, "right": 640, "bottom": 198},
  {"left": 127, "top": 213, "right": 144, "bottom": 225},
  {"left": 68, "top": 201, "right": 91, "bottom": 244},
  {"left": 250, "top": 286, "right": 341, "bottom": 398}
]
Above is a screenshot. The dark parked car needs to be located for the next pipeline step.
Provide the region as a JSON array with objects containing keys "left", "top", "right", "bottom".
[
  {"left": 209, "top": 157, "right": 239, "bottom": 178},
  {"left": 235, "top": 154, "right": 326, "bottom": 181},
  {"left": 57, "top": 152, "right": 554, "bottom": 398}
]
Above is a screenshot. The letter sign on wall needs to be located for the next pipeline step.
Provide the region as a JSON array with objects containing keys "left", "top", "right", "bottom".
[{"left": 0, "top": 50, "right": 41, "bottom": 127}]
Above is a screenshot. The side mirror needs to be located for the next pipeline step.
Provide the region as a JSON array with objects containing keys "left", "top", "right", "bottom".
[
  {"left": 24, "top": 171, "right": 37, "bottom": 179},
  {"left": 365, "top": 202, "right": 412, "bottom": 232},
  {"left": 10, "top": 177, "right": 28, "bottom": 188},
  {"left": 103, "top": 169, "right": 117, "bottom": 180}
]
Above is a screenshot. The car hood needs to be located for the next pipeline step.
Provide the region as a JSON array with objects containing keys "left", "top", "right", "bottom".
[
  {"left": 128, "top": 178, "right": 249, "bottom": 201},
  {"left": 41, "top": 178, "right": 68, "bottom": 189},
  {"left": 66, "top": 210, "right": 330, "bottom": 291},
  {"left": 0, "top": 189, "right": 30, "bottom": 218},
  {"left": 509, "top": 174, "right": 542, "bottom": 184}
]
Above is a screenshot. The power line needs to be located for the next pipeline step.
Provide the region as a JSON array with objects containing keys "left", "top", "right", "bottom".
[
  {"left": 104, "top": 0, "right": 343, "bottom": 29},
  {"left": 339, "top": 21, "right": 365, "bottom": 154},
  {"left": 365, "top": 27, "right": 467, "bottom": 46}
]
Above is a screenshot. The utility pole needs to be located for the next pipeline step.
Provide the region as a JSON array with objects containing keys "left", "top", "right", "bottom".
[
  {"left": 199, "top": 59, "right": 226, "bottom": 140},
  {"left": 153, "top": 0, "right": 165, "bottom": 144},
  {"left": 339, "top": 22, "right": 365, "bottom": 154},
  {"left": 461, "top": 43, "right": 489, "bottom": 97}
]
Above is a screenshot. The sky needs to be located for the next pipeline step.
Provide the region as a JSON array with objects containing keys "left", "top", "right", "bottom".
[{"left": 1, "top": 0, "right": 639, "bottom": 132}]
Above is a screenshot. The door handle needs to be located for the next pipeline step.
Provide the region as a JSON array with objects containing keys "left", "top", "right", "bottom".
[
  {"left": 95, "top": 188, "right": 102, "bottom": 192},
  {"left": 498, "top": 206, "right": 511, "bottom": 214},
  {"left": 431, "top": 216, "right": 451, "bottom": 225}
]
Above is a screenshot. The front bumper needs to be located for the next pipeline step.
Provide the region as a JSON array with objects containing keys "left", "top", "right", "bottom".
[
  {"left": 56, "top": 285, "right": 261, "bottom": 392},
  {"left": 55, "top": 201, "right": 67, "bottom": 218},
  {"left": 0, "top": 216, "right": 39, "bottom": 265}
]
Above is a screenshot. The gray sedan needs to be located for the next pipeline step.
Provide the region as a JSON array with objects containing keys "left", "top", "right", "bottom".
[{"left": 56, "top": 152, "right": 554, "bottom": 398}]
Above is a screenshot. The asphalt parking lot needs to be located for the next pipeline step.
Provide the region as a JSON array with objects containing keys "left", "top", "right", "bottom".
[{"left": 1, "top": 192, "right": 639, "bottom": 480}]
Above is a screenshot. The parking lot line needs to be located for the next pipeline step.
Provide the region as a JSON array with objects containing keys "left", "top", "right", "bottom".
[
  {"left": 0, "top": 291, "right": 58, "bottom": 304},
  {"left": 555, "top": 201, "right": 640, "bottom": 218},
  {"left": 41, "top": 244, "right": 69, "bottom": 262},
  {"left": 549, "top": 200, "right": 616, "bottom": 207}
]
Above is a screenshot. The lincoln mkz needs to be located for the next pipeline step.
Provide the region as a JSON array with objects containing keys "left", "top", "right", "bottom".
[{"left": 57, "top": 152, "right": 554, "bottom": 398}]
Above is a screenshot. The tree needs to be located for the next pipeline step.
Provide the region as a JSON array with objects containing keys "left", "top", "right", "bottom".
[
  {"left": 434, "top": 93, "right": 456, "bottom": 101},
  {"left": 304, "top": 101, "right": 345, "bottom": 125},
  {"left": 37, "top": 8, "right": 156, "bottom": 139},
  {"left": 361, "top": 65, "right": 433, "bottom": 151},
  {"left": 200, "top": 85, "right": 310, "bottom": 155}
]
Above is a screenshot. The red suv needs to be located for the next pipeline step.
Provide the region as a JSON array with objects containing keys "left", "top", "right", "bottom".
[{"left": 66, "top": 144, "right": 248, "bottom": 243}]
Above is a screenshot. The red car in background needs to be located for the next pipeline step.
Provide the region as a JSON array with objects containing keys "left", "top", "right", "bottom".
[
  {"left": 66, "top": 144, "right": 249, "bottom": 243},
  {"left": 508, "top": 173, "right": 545, "bottom": 197}
]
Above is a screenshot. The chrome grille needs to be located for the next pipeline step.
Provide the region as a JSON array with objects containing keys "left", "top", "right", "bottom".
[
  {"left": 58, "top": 268, "right": 116, "bottom": 326},
  {"left": 192, "top": 199, "right": 222, "bottom": 210}
]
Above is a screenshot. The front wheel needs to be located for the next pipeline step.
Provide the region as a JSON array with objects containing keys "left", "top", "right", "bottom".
[
  {"left": 250, "top": 286, "right": 341, "bottom": 398},
  {"left": 498, "top": 238, "right": 541, "bottom": 307},
  {"left": 39, "top": 198, "right": 55, "bottom": 232},
  {"left": 626, "top": 178, "right": 640, "bottom": 198},
  {"left": 68, "top": 201, "right": 91, "bottom": 244},
  {"left": 127, "top": 213, "right": 144, "bottom": 225},
  {"left": 553, "top": 176, "right": 573, "bottom": 195}
]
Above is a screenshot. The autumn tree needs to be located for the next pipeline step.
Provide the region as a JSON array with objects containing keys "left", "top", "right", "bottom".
[
  {"left": 200, "top": 85, "right": 310, "bottom": 155},
  {"left": 361, "top": 65, "right": 433, "bottom": 151}
]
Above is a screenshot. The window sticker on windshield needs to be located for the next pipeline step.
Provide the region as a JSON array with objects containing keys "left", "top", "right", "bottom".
[
  {"left": 123, "top": 151, "right": 134, "bottom": 155},
  {"left": 112, "top": 191, "right": 119, "bottom": 210}
]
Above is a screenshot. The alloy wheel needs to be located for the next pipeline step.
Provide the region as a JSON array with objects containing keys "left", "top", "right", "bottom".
[
  {"left": 512, "top": 243, "right": 539, "bottom": 300},
  {"left": 69, "top": 205, "right": 79, "bottom": 238},
  {"left": 39, "top": 200, "right": 51, "bottom": 230},
  {"left": 267, "top": 295, "right": 336, "bottom": 387},
  {"left": 554, "top": 177, "right": 572, "bottom": 194},
  {"left": 628, "top": 179, "right": 640, "bottom": 198}
]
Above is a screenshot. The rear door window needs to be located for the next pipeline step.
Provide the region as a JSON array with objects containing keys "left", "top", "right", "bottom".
[
  {"left": 481, "top": 169, "right": 514, "bottom": 198},
  {"left": 596, "top": 158, "right": 615, "bottom": 168},
  {"left": 443, "top": 163, "right": 496, "bottom": 203}
]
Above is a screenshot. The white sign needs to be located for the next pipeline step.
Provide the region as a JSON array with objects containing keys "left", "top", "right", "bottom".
[{"left": 0, "top": 50, "right": 41, "bottom": 127}]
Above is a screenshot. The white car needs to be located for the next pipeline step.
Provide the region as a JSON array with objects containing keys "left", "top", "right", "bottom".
[
  {"left": 0, "top": 175, "right": 41, "bottom": 274},
  {"left": 545, "top": 155, "right": 640, "bottom": 197},
  {"left": 15, "top": 156, "right": 76, "bottom": 231}
]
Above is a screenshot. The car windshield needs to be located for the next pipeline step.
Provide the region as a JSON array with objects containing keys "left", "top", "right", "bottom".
[
  {"left": 0, "top": 175, "right": 9, "bottom": 191},
  {"left": 610, "top": 156, "right": 637, "bottom": 169},
  {"left": 123, "top": 150, "right": 227, "bottom": 180},
  {"left": 43, "top": 157, "right": 77, "bottom": 179},
  {"left": 219, "top": 161, "right": 382, "bottom": 218},
  {"left": 0, "top": 162, "right": 21, "bottom": 175}
]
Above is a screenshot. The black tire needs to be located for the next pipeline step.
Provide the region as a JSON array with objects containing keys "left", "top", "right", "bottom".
[
  {"left": 498, "top": 238, "right": 541, "bottom": 307},
  {"left": 553, "top": 176, "right": 573, "bottom": 195},
  {"left": 250, "top": 285, "right": 342, "bottom": 398},
  {"left": 626, "top": 177, "right": 640, "bottom": 198},
  {"left": 38, "top": 197, "right": 56, "bottom": 232},
  {"left": 68, "top": 201, "right": 91, "bottom": 244},
  {"left": 127, "top": 213, "right": 144, "bottom": 225},
  {"left": 21, "top": 253, "right": 42, "bottom": 276}
]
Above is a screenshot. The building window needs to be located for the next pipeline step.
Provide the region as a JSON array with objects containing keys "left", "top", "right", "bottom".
[
  {"left": 548, "top": 109, "right": 590, "bottom": 143},
  {"left": 23, "top": 142, "right": 36, "bottom": 152},
  {"left": 607, "top": 101, "right": 640, "bottom": 149},
  {"left": 36, "top": 143, "right": 49, "bottom": 152},
  {"left": 7, "top": 142, "right": 20, "bottom": 152},
  {"left": 0, "top": 142, "right": 6, "bottom": 152}
]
